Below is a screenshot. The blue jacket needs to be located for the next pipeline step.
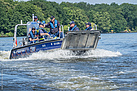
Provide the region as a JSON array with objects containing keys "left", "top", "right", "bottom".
[
  {"left": 38, "top": 28, "right": 47, "bottom": 34},
  {"left": 85, "top": 26, "right": 92, "bottom": 31},
  {"left": 45, "top": 20, "right": 60, "bottom": 34},
  {"left": 29, "top": 30, "right": 37, "bottom": 39},
  {"left": 38, "top": 28, "right": 48, "bottom": 40},
  {"left": 69, "top": 25, "right": 79, "bottom": 31}
]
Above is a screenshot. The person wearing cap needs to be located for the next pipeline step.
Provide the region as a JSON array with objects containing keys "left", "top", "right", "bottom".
[
  {"left": 69, "top": 21, "right": 79, "bottom": 31},
  {"left": 34, "top": 16, "right": 40, "bottom": 23},
  {"left": 29, "top": 27, "right": 39, "bottom": 43},
  {"left": 45, "top": 16, "right": 63, "bottom": 38},
  {"left": 85, "top": 22, "right": 92, "bottom": 31},
  {"left": 42, "top": 21, "right": 46, "bottom": 27},
  {"left": 38, "top": 22, "right": 50, "bottom": 41}
]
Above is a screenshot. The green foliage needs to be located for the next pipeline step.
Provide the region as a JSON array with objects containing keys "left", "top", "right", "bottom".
[
  {"left": 5, "top": 31, "right": 14, "bottom": 36},
  {"left": 63, "top": 24, "right": 69, "bottom": 33},
  {"left": 0, "top": 0, "right": 137, "bottom": 37},
  {"left": 93, "top": 12, "right": 111, "bottom": 32},
  {"left": 63, "top": 7, "right": 88, "bottom": 30}
]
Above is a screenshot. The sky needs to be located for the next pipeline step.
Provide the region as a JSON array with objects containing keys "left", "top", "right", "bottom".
[
  {"left": 22, "top": 0, "right": 137, "bottom": 5},
  {"left": 45, "top": 0, "right": 137, "bottom": 5}
]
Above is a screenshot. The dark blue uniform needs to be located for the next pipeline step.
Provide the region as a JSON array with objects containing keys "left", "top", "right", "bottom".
[
  {"left": 45, "top": 20, "right": 63, "bottom": 38},
  {"left": 85, "top": 26, "right": 92, "bottom": 31},
  {"left": 38, "top": 28, "right": 48, "bottom": 41},
  {"left": 29, "top": 30, "right": 38, "bottom": 43},
  {"left": 69, "top": 25, "right": 79, "bottom": 31}
]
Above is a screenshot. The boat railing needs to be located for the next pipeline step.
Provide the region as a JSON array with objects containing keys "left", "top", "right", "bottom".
[
  {"left": 60, "top": 25, "right": 64, "bottom": 38},
  {"left": 13, "top": 20, "right": 27, "bottom": 48},
  {"left": 93, "top": 24, "right": 97, "bottom": 30},
  {"left": 13, "top": 21, "right": 39, "bottom": 48}
]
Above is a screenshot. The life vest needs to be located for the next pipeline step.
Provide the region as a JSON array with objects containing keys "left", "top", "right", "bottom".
[
  {"left": 69, "top": 25, "right": 77, "bottom": 31},
  {"left": 29, "top": 31, "right": 37, "bottom": 39},
  {"left": 85, "top": 26, "right": 92, "bottom": 31},
  {"left": 38, "top": 28, "right": 47, "bottom": 41},
  {"left": 50, "top": 20, "right": 58, "bottom": 29}
]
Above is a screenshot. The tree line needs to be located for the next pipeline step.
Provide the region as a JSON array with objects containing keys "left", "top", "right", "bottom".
[{"left": 0, "top": 0, "right": 137, "bottom": 36}]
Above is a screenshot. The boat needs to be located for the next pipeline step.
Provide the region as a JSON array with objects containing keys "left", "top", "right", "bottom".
[{"left": 9, "top": 15, "right": 101, "bottom": 59}]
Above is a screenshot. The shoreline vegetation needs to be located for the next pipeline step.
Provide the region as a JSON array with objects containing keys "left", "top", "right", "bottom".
[{"left": 0, "top": 0, "right": 137, "bottom": 37}]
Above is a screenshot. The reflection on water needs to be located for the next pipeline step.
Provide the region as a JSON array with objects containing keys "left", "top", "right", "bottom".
[{"left": 0, "top": 33, "right": 137, "bottom": 90}]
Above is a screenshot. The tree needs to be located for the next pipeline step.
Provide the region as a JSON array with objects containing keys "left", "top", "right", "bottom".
[
  {"left": 120, "top": 3, "right": 137, "bottom": 30},
  {"left": 63, "top": 7, "right": 88, "bottom": 30},
  {"left": 0, "top": 0, "right": 137, "bottom": 37},
  {"left": 93, "top": 12, "right": 111, "bottom": 32}
]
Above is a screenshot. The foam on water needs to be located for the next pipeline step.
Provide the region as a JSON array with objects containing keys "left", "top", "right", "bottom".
[
  {"left": 46, "top": 75, "right": 119, "bottom": 90},
  {"left": 0, "top": 51, "right": 10, "bottom": 60},
  {"left": 0, "top": 49, "right": 122, "bottom": 61},
  {"left": 26, "top": 49, "right": 122, "bottom": 60}
]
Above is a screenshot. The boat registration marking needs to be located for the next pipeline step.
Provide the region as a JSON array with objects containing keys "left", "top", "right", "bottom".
[{"left": 42, "top": 44, "right": 46, "bottom": 47}]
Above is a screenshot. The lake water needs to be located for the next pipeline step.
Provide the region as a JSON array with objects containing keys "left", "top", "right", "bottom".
[{"left": 0, "top": 33, "right": 137, "bottom": 90}]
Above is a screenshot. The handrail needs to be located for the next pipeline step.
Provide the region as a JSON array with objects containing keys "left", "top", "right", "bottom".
[
  {"left": 13, "top": 21, "right": 27, "bottom": 48},
  {"left": 93, "top": 24, "right": 97, "bottom": 30},
  {"left": 61, "top": 25, "right": 64, "bottom": 38}
]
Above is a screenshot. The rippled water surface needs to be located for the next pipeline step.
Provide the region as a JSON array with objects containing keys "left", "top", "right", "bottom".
[{"left": 0, "top": 33, "right": 137, "bottom": 90}]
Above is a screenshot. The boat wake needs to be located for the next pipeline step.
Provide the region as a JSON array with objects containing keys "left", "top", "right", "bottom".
[
  {"left": 22, "top": 49, "right": 122, "bottom": 60},
  {"left": 0, "top": 49, "right": 122, "bottom": 61},
  {"left": 0, "top": 51, "right": 10, "bottom": 60},
  {"left": 28, "top": 49, "right": 122, "bottom": 60}
]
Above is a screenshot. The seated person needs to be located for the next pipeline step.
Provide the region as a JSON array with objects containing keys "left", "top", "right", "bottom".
[
  {"left": 85, "top": 22, "right": 92, "bottom": 30},
  {"left": 45, "top": 16, "right": 63, "bottom": 38},
  {"left": 69, "top": 21, "right": 79, "bottom": 31},
  {"left": 38, "top": 23, "right": 50, "bottom": 41},
  {"left": 29, "top": 27, "right": 39, "bottom": 43}
]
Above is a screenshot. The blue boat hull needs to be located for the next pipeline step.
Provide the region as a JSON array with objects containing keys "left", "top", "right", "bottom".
[
  {"left": 10, "top": 31, "right": 101, "bottom": 59},
  {"left": 10, "top": 39, "right": 62, "bottom": 59}
]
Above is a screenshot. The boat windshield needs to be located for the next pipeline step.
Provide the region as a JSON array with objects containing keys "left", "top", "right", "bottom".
[{"left": 27, "top": 22, "right": 39, "bottom": 35}]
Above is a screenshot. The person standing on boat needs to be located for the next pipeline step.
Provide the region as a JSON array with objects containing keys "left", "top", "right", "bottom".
[
  {"left": 29, "top": 16, "right": 40, "bottom": 32},
  {"left": 69, "top": 21, "right": 79, "bottom": 31},
  {"left": 45, "top": 16, "right": 63, "bottom": 38},
  {"left": 29, "top": 27, "right": 39, "bottom": 43},
  {"left": 85, "top": 22, "right": 92, "bottom": 31},
  {"left": 34, "top": 16, "right": 40, "bottom": 23},
  {"left": 38, "top": 23, "right": 50, "bottom": 41}
]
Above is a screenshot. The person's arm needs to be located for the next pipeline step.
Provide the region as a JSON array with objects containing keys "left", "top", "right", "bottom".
[
  {"left": 29, "top": 38, "right": 33, "bottom": 41},
  {"left": 45, "top": 22, "right": 50, "bottom": 28},
  {"left": 37, "top": 20, "right": 41, "bottom": 23},
  {"left": 40, "top": 33, "right": 49, "bottom": 36},
  {"left": 39, "top": 30, "right": 50, "bottom": 37},
  {"left": 33, "top": 37, "right": 39, "bottom": 41}
]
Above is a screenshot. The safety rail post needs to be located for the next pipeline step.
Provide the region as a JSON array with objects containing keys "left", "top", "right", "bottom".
[
  {"left": 93, "top": 24, "right": 97, "bottom": 30},
  {"left": 61, "top": 25, "right": 64, "bottom": 38},
  {"left": 21, "top": 20, "right": 22, "bottom": 24},
  {"left": 13, "top": 20, "right": 27, "bottom": 48}
]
